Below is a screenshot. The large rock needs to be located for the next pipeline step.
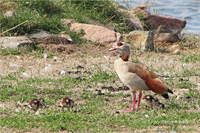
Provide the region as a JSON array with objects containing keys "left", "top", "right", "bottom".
[
  {"left": 134, "top": 5, "right": 186, "bottom": 33},
  {"left": 147, "top": 15, "right": 186, "bottom": 34},
  {"left": 70, "top": 23, "right": 121, "bottom": 45},
  {"left": 125, "top": 30, "right": 154, "bottom": 51},
  {"left": 0, "top": 36, "right": 32, "bottom": 48},
  {"left": 155, "top": 25, "right": 181, "bottom": 43}
]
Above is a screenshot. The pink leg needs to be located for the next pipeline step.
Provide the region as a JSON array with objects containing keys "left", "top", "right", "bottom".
[
  {"left": 131, "top": 92, "right": 136, "bottom": 111},
  {"left": 136, "top": 91, "right": 142, "bottom": 110},
  {"left": 125, "top": 92, "right": 136, "bottom": 112}
]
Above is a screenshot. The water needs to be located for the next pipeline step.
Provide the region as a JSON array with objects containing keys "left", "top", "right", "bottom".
[{"left": 117, "top": 0, "right": 200, "bottom": 34}]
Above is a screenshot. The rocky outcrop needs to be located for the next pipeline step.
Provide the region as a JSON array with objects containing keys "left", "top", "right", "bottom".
[
  {"left": 125, "top": 30, "right": 154, "bottom": 51},
  {"left": 0, "top": 36, "right": 32, "bottom": 48},
  {"left": 70, "top": 23, "right": 121, "bottom": 45},
  {"left": 134, "top": 5, "right": 186, "bottom": 34},
  {"left": 147, "top": 15, "right": 186, "bottom": 34},
  {"left": 155, "top": 25, "right": 181, "bottom": 43}
]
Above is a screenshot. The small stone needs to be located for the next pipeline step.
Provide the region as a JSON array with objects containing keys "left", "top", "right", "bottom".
[
  {"left": 60, "top": 70, "right": 66, "bottom": 75},
  {"left": 0, "top": 104, "right": 2, "bottom": 108},
  {"left": 16, "top": 56, "right": 20, "bottom": 59},
  {"left": 173, "top": 49, "right": 181, "bottom": 55},
  {"left": 197, "top": 83, "right": 200, "bottom": 87},
  {"left": 145, "top": 114, "right": 149, "bottom": 118},
  {"left": 42, "top": 53, "right": 47, "bottom": 59},
  {"left": 22, "top": 72, "right": 29, "bottom": 78},
  {"left": 3, "top": 11, "right": 16, "bottom": 18},
  {"left": 15, "top": 109, "right": 20, "bottom": 113},
  {"left": 35, "top": 111, "right": 40, "bottom": 115},
  {"left": 195, "top": 105, "right": 199, "bottom": 109},
  {"left": 103, "top": 56, "right": 109, "bottom": 60}
]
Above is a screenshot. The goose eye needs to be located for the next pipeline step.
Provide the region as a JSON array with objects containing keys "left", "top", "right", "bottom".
[{"left": 117, "top": 42, "right": 123, "bottom": 46}]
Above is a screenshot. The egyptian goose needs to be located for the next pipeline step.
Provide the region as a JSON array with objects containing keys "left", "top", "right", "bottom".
[
  {"left": 141, "top": 95, "right": 165, "bottom": 109},
  {"left": 57, "top": 97, "right": 74, "bottom": 111},
  {"left": 109, "top": 42, "right": 173, "bottom": 111}
]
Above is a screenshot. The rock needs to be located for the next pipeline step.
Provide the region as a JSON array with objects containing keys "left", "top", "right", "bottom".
[
  {"left": 170, "top": 45, "right": 182, "bottom": 54},
  {"left": 0, "top": 36, "right": 32, "bottom": 48},
  {"left": 147, "top": 15, "right": 186, "bottom": 34},
  {"left": 28, "top": 30, "right": 52, "bottom": 39},
  {"left": 117, "top": 8, "right": 143, "bottom": 30},
  {"left": 157, "top": 25, "right": 172, "bottom": 33},
  {"left": 125, "top": 30, "right": 154, "bottom": 51},
  {"left": 70, "top": 23, "right": 121, "bottom": 45},
  {"left": 85, "top": 18, "right": 115, "bottom": 31},
  {"left": 61, "top": 19, "right": 76, "bottom": 26},
  {"left": 134, "top": 6, "right": 186, "bottom": 33},
  {"left": 155, "top": 25, "right": 181, "bottom": 43},
  {"left": 156, "top": 33, "right": 180, "bottom": 43},
  {"left": 3, "top": 11, "right": 16, "bottom": 18},
  {"left": 173, "top": 49, "right": 181, "bottom": 55}
]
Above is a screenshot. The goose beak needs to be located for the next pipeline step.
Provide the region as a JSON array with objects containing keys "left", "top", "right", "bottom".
[{"left": 109, "top": 46, "right": 116, "bottom": 51}]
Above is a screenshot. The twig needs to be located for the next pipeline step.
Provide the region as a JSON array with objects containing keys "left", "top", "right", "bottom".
[{"left": 0, "top": 20, "right": 29, "bottom": 36}]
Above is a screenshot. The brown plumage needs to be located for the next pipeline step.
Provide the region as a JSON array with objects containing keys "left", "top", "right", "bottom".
[
  {"left": 28, "top": 99, "right": 40, "bottom": 111},
  {"left": 141, "top": 95, "right": 165, "bottom": 109},
  {"left": 59, "top": 97, "right": 74, "bottom": 111},
  {"left": 26, "top": 98, "right": 47, "bottom": 111},
  {"left": 109, "top": 42, "right": 173, "bottom": 111}
]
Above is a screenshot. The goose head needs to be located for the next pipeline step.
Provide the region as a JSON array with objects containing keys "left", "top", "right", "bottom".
[{"left": 109, "top": 42, "right": 131, "bottom": 61}]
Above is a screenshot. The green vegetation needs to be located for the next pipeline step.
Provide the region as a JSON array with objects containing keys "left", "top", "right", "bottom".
[
  {"left": 1, "top": 0, "right": 131, "bottom": 38},
  {"left": 182, "top": 54, "right": 200, "bottom": 63}
]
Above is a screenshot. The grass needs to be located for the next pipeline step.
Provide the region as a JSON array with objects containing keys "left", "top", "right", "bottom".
[
  {"left": 1, "top": 0, "right": 131, "bottom": 38},
  {"left": 182, "top": 54, "right": 200, "bottom": 63},
  {"left": 0, "top": 52, "right": 200, "bottom": 132}
]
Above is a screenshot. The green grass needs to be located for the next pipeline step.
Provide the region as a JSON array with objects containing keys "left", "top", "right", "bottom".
[
  {"left": 0, "top": 63, "right": 200, "bottom": 132},
  {"left": 1, "top": 0, "right": 131, "bottom": 38},
  {"left": 181, "top": 54, "right": 200, "bottom": 63}
]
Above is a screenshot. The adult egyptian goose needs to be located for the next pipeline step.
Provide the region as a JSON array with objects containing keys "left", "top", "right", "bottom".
[{"left": 109, "top": 42, "right": 173, "bottom": 111}]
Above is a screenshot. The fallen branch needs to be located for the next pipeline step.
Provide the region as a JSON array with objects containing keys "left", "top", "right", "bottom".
[{"left": 0, "top": 20, "right": 29, "bottom": 36}]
